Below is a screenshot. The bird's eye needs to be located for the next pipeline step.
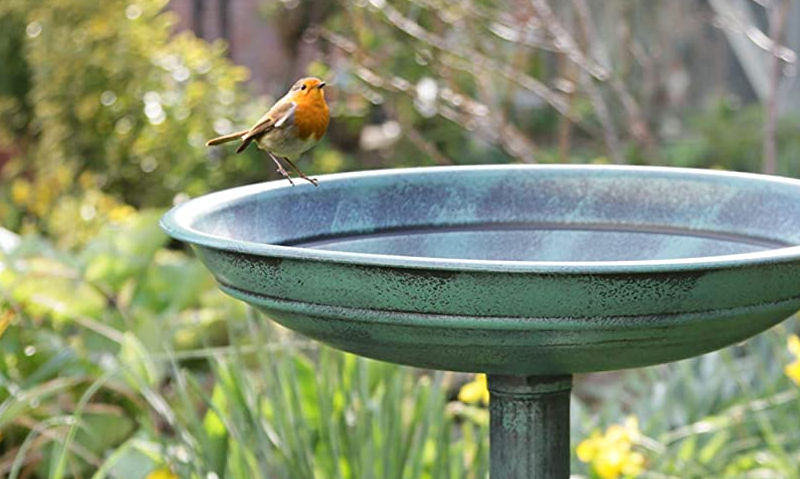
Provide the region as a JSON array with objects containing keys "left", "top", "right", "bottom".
[{"left": 300, "top": 84, "right": 307, "bottom": 90}]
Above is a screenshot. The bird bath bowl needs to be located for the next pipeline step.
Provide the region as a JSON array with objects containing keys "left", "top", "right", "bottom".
[{"left": 161, "top": 165, "right": 800, "bottom": 478}]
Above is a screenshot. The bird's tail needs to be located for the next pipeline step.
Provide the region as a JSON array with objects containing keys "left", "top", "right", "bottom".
[{"left": 206, "top": 130, "right": 248, "bottom": 146}]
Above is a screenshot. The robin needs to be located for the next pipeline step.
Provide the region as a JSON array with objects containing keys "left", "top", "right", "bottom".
[{"left": 206, "top": 77, "right": 330, "bottom": 186}]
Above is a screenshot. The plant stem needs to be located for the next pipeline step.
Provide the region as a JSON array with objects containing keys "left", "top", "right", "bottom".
[{"left": 763, "top": 0, "right": 789, "bottom": 175}]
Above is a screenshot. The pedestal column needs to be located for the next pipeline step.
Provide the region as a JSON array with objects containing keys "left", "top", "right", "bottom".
[{"left": 488, "top": 374, "right": 573, "bottom": 479}]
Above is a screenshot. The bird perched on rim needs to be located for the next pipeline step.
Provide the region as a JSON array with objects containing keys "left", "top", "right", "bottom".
[{"left": 205, "top": 77, "right": 329, "bottom": 186}]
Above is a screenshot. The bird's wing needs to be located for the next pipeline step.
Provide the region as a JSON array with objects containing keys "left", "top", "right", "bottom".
[{"left": 241, "top": 101, "right": 297, "bottom": 142}]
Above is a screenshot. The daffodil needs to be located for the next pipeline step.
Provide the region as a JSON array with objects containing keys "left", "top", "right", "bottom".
[
  {"left": 577, "top": 416, "right": 645, "bottom": 479},
  {"left": 458, "top": 373, "right": 489, "bottom": 405},
  {"left": 145, "top": 467, "right": 178, "bottom": 479},
  {"left": 785, "top": 334, "right": 800, "bottom": 385},
  {"left": 576, "top": 431, "right": 603, "bottom": 462},
  {"left": 621, "top": 451, "right": 645, "bottom": 476}
]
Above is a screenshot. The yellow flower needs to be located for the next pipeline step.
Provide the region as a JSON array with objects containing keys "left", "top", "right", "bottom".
[
  {"left": 594, "top": 446, "right": 626, "bottom": 479},
  {"left": 622, "top": 451, "right": 645, "bottom": 476},
  {"left": 789, "top": 334, "right": 800, "bottom": 357},
  {"left": 458, "top": 373, "right": 489, "bottom": 405},
  {"left": 145, "top": 467, "right": 178, "bottom": 479},
  {"left": 108, "top": 204, "right": 135, "bottom": 222},
  {"left": 577, "top": 416, "right": 645, "bottom": 479},
  {"left": 786, "top": 360, "right": 800, "bottom": 385},
  {"left": 576, "top": 431, "right": 602, "bottom": 462},
  {"left": 31, "top": 178, "right": 57, "bottom": 217},
  {"left": 605, "top": 424, "right": 629, "bottom": 444},
  {"left": 787, "top": 335, "right": 800, "bottom": 385},
  {"left": 11, "top": 179, "right": 31, "bottom": 206}
]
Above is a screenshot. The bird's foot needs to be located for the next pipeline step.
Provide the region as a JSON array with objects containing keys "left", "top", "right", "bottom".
[
  {"left": 277, "top": 168, "right": 295, "bottom": 186},
  {"left": 301, "top": 175, "right": 319, "bottom": 187},
  {"left": 283, "top": 157, "right": 319, "bottom": 187},
  {"left": 268, "top": 153, "right": 295, "bottom": 186}
]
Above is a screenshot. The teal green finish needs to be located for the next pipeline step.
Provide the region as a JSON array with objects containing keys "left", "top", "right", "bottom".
[
  {"left": 162, "top": 165, "right": 800, "bottom": 479},
  {"left": 489, "top": 375, "right": 572, "bottom": 479},
  {"left": 162, "top": 165, "right": 800, "bottom": 375}
]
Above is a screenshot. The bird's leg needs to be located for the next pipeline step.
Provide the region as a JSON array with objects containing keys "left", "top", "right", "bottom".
[
  {"left": 283, "top": 157, "right": 319, "bottom": 187},
  {"left": 267, "top": 152, "right": 294, "bottom": 186}
]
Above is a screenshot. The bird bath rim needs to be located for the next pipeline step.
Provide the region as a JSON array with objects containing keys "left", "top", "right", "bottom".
[{"left": 161, "top": 164, "right": 800, "bottom": 273}]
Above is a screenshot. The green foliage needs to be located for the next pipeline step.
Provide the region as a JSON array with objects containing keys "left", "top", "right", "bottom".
[
  {"left": 663, "top": 99, "right": 800, "bottom": 175},
  {"left": 0, "top": 12, "right": 32, "bottom": 141},
  {"left": 572, "top": 323, "right": 800, "bottom": 478},
  {"left": 0, "top": 0, "right": 270, "bottom": 212},
  {"left": 0, "top": 212, "right": 489, "bottom": 478}
]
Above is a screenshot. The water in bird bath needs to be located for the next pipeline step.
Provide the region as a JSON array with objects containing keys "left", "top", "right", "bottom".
[{"left": 288, "top": 222, "right": 786, "bottom": 262}]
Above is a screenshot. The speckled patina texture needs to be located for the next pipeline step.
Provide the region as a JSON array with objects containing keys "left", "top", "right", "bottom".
[
  {"left": 489, "top": 375, "right": 572, "bottom": 478},
  {"left": 162, "top": 165, "right": 800, "bottom": 479},
  {"left": 163, "top": 165, "right": 800, "bottom": 375}
]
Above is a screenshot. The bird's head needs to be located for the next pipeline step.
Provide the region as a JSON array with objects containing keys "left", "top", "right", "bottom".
[{"left": 289, "top": 77, "right": 327, "bottom": 104}]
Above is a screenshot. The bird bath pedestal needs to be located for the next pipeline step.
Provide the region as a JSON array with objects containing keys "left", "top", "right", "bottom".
[{"left": 162, "top": 165, "right": 800, "bottom": 478}]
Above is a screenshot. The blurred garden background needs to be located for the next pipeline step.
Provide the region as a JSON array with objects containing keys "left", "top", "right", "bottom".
[{"left": 2, "top": 0, "right": 800, "bottom": 477}]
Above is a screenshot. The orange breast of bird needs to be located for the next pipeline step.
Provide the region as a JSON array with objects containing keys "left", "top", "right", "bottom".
[{"left": 292, "top": 95, "right": 330, "bottom": 142}]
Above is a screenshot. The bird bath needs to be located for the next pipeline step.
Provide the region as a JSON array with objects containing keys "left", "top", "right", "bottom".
[{"left": 161, "top": 165, "right": 800, "bottom": 478}]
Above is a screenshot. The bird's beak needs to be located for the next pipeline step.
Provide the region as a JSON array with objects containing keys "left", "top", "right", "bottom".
[{"left": 318, "top": 82, "right": 326, "bottom": 89}]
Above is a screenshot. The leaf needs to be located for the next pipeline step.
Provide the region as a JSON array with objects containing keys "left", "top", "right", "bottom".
[
  {"left": 82, "top": 210, "right": 168, "bottom": 290},
  {"left": 293, "top": 354, "right": 320, "bottom": 426},
  {"left": 202, "top": 383, "right": 229, "bottom": 473},
  {"left": 66, "top": 411, "right": 136, "bottom": 469},
  {"left": 90, "top": 438, "right": 160, "bottom": 479},
  {"left": 9, "top": 260, "right": 106, "bottom": 323},
  {"left": 699, "top": 430, "right": 730, "bottom": 465},
  {"left": 676, "top": 435, "right": 697, "bottom": 464},
  {"left": 119, "top": 332, "right": 161, "bottom": 388},
  {"left": 130, "top": 251, "right": 211, "bottom": 313}
]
